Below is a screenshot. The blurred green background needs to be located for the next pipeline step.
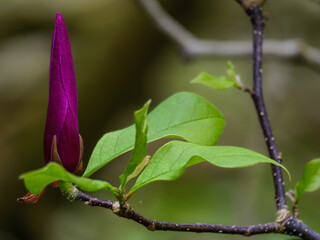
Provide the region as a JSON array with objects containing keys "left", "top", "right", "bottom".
[{"left": 1, "top": 0, "right": 320, "bottom": 239}]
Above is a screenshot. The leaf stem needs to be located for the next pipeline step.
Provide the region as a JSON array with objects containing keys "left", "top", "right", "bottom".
[{"left": 286, "top": 190, "right": 299, "bottom": 218}]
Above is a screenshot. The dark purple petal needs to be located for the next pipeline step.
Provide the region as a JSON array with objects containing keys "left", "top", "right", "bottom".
[
  {"left": 44, "top": 12, "right": 80, "bottom": 172},
  {"left": 58, "top": 107, "right": 80, "bottom": 172}
]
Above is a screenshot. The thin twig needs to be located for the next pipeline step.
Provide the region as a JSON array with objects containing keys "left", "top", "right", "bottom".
[
  {"left": 75, "top": 190, "right": 320, "bottom": 239},
  {"left": 137, "top": 0, "right": 320, "bottom": 70},
  {"left": 241, "top": 4, "right": 288, "bottom": 211},
  {"left": 77, "top": 190, "right": 281, "bottom": 235},
  {"left": 282, "top": 217, "right": 320, "bottom": 240},
  {"left": 286, "top": 190, "right": 299, "bottom": 218},
  {"left": 235, "top": 2, "right": 320, "bottom": 239}
]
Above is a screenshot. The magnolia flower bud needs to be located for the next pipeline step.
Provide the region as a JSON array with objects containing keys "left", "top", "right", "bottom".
[
  {"left": 18, "top": 12, "right": 83, "bottom": 204},
  {"left": 44, "top": 12, "right": 82, "bottom": 173}
]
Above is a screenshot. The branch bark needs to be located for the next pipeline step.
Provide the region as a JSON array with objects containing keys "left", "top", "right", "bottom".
[
  {"left": 77, "top": 190, "right": 281, "bottom": 235},
  {"left": 137, "top": 0, "right": 320, "bottom": 70},
  {"left": 241, "top": 3, "right": 288, "bottom": 211},
  {"left": 73, "top": 189, "right": 320, "bottom": 239}
]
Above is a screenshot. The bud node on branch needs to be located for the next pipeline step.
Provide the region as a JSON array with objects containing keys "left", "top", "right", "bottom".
[
  {"left": 59, "top": 182, "right": 78, "bottom": 202},
  {"left": 276, "top": 209, "right": 292, "bottom": 225}
]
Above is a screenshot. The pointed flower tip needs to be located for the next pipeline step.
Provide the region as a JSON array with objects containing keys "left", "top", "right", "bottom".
[{"left": 55, "top": 12, "right": 64, "bottom": 24}]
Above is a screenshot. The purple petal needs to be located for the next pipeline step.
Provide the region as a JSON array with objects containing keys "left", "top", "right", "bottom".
[
  {"left": 58, "top": 107, "right": 80, "bottom": 172},
  {"left": 44, "top": 12, "right": 79, "bottom": 172},
  {"left": 54, "top": 13, "right": 78, "bottom": 125}
]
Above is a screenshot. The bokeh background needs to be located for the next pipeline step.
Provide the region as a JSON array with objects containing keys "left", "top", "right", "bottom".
[{"left": 1, "top": 0, "right": 320, "bottom": 239}]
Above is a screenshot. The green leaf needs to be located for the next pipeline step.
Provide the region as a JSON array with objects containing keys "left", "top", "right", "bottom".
[
  {"left": 20, "top": 163, "right": 118, "bottom": 196},
  {"left": 191, "top": 61, "right": 239, "bottom": 90},
  {"left": 226, "top": 61, "right": 236, "bottom": 81},
  {"left": 130, "top": 141, "right": 289, "bottom": 194},
  {"left": 83, "top": 92, "right": 225, "bottom": 177},
  {"left": 295, "top": 158, "right": 320, "bottom": 202},
  {"left": 119, "top": 100, "right": 150, "bottom": 190},
  {"left": 125, "top": 156, "right": 151, "bottom": 187},
  {"left": 191, "top": 72, "right": 235, "bottom": 90}
]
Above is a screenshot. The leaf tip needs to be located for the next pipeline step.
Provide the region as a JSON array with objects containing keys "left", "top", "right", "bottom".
[
  {"left": 190, "top": 72, "right": 207, "bottom": 83},
  {"left": 227, "top": 61, "right": 234, "bottom": 70}
]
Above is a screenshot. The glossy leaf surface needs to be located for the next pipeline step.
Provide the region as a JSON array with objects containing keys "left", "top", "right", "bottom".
[
  {"left": 130, "top": 141, "right": 289, "bottom": 194},
  {"left": 84, "top": 92, "right": 225, "bottom": 177},
  {"left": 119, "top": 100, "right": 150, "bottom": 189},
  {"left": 191, "top": 62, "right": 237, "bottom": 90},
  {"left": 295, "top": 158, "right": 320, "bottom": 202},
  {"left": 21, "top": 163, "right": 117, "bottom": 196}
]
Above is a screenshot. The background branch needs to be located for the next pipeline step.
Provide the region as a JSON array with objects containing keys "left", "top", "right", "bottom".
[
  {"left": 311, "top": 0, "right": 320, "bottom": 4},
  {"left": 138, "top": 0, "right": 320, "bottom": 70}
]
